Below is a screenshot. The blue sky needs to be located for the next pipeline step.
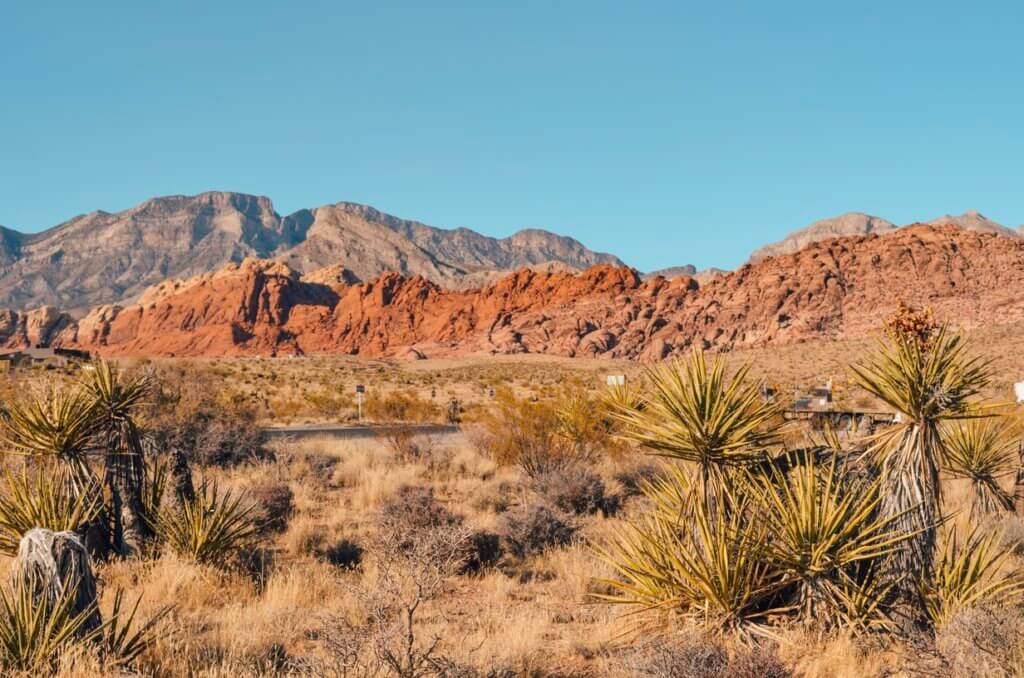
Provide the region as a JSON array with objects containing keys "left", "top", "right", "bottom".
[{"left": 2, "top": 1, "right": 1022, "bottom": 271}]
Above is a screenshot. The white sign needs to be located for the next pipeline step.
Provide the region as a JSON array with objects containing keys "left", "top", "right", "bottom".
[
  {"left": 606, "top": 374, "right": 626, "bottom": 387},
  {"left": 1015, "top": 381, "right": 1024, "bottom": 403}
]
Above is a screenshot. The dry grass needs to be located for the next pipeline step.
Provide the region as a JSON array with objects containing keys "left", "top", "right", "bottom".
[{"left": 0, "top": 325, "right": 1021, "bottom": 675}]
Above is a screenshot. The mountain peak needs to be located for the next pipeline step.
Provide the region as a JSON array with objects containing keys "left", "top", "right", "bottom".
[{"left": 748, "top": 212, "right": 897, "bottom": 263}]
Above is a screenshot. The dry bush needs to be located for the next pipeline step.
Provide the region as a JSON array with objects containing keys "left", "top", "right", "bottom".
[
  {"left": 620, "top": 632, "right": 790, "bottom": 678},
  {"left": 365, "top": 391, "right": 441, "bottom": 423},
  {"left": 249, "top": 480, "right": 294, "bottom": 535},
  {"left": 147, "top": 366, "right": 271, "bottom": 468},
  {"left": 499, "top": 504, "right": 576, "bottom": 559},
  {"left": 477, "top": 389, "right": 601, "bottom": 479},
  {"left": 316, "top": 502, "right": 474, "bottom": 676},
  {"left": 531, "top": 466, "right": 619, "bottom": 516},
  {"left": 936, "top": 605, "right": 1024, "bottom": 677},
  {"left": 379, "top": 426, "right": 437, "bottom": 463}
]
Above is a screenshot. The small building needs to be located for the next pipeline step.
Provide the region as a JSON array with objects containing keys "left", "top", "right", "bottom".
[{"left": 0, "top": 346, "right": 91, "bottom": 371}]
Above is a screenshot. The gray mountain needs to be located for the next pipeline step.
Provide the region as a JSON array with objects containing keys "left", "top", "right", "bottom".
[
  {"left": 0, "top": 192, "right": 622, "bottom": 312},
  {"left": 749, "top": 212, "right": 898, "bottom": 263},
  {"left": 925, "top": 210, "right": 1022, "bottom": 239}
]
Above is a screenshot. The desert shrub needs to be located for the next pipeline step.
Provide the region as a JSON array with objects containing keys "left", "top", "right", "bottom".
[
  {"left": 364, "top": 391, "right": 440, "bottom": 423},
  {"left": 379, "top": 485, "right": 464, "bottom": 539},
  {"left": 624, "top": 633, "right": 728, "bottom": 677},
  {"left": 936, "top": 605, "right": 1024, "bottom": 677},
  {"left": 728, "top": 645, "right": 791, "bottom": 678},
  {"left": 249, "top": 480, "right": 294, "bottom": 535},
  {"left": 147, "top": 367, "right": 270, "bottom": 468},
  {"left": 613, "top": 462, "right": 663, "bottom": 499},
  {"left": 997, "top": 514, "right": 1024, "bottom": 556},
  {"left": 323, "top": 538, "right": 363, "bottom": 570},
  {"left": 479, "top": 389, "right": 599, "bottom": 479},
  {"left": 461, "top": 530, "right": 503, "bottom": 574},
  {"left": 623, "top": 634, "right": 790, "bottom": 678},
  {"left": 471, "top": 481, "right": 515, "bottom": 514},
  {"left": 157, "top": 481, "right": 260, "bottom": 565},
  {"left": 500, "top": 504, "right": 576, "bottom": 559},
  {"left": 531, "top": 466, "right": 619, "bottom": 516},
  {"left": 378, "top": 426, "right": 436, "bottom": 462},
  {"left": 152, "top": 410, "right": 269, "bottom": 467}
]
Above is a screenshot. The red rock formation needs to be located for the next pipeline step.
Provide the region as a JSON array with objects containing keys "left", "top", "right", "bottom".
[{"left": 2, "top": 225, "right": 1021, "bottom": 360}]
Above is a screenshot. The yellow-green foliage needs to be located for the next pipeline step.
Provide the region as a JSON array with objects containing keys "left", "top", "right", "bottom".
[
  {"left": 920, "top": 526, "right": 1024, "bottom": 629},
  {"left": 157, "top": 481, "right": 259, "bottom": 564},
  {"left": 0, "top": 468, "right": 103, "bottom": 557}
]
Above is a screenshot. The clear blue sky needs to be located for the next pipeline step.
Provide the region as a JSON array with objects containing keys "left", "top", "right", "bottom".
[{"left": 2, "top": 1, "right": 1022, "bottom": 271}]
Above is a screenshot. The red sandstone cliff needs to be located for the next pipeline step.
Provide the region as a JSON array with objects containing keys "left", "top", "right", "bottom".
[{"left": 2, "top": 225, "right": 1022, "bottom": 360}]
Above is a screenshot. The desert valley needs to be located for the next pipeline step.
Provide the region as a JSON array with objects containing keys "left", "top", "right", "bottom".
[{"left": 0, "top": 193, "right": 1019, "bottom": 677}]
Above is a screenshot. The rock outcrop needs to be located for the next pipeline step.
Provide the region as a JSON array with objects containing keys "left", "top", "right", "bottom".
[{"left": 0, "top": 224, "right": 1017, "bottom": 360}]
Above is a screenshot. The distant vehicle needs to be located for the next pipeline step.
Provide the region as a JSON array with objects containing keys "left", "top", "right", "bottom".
[{"left": 1015, "top": 381, "right": 1024, "bottom": 403}]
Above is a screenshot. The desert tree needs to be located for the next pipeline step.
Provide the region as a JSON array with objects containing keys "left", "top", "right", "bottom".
[
  {"left": 81, "top": 359, "right": 156, "bottom": 556},
  {"left": 851, "top": 312, "right": 991, "bottom": 616}
]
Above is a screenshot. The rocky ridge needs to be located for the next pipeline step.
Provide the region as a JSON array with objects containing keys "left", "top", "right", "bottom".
[{"left": 6, "top": 225, "right": 1023, "bottom": 361}]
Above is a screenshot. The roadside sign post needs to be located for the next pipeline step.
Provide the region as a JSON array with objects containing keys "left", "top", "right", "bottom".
[{"left": 355, "top": 384, "right": 365, "bottom": 422}]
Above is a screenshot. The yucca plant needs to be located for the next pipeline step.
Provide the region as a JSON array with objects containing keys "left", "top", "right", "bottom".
[
  {"left": 0, "top": 387, "right": 100, "bottom": 492},
  {"left": 0, "top": 467, "right": 103, "bottom": 557},
  {"left": 852, "top": 323, "right": 991, "bottom": 604},
  {"left": 610, "top": 348, "right": 782, "bottom": 515},
  {"left": 919, "top": 526, "right": 1024, "bottom": 629},
  {"left": 746, "top": 451, "right": 914, "bottom": 626},
  {"left": 0, "top": 575, "right": 102, "bottom": 672},
  {"left": 595, "top": 467, "right": 785, "bottom": 641},
  {"left": 82, "top": 359, "right": 156, "bottom": 555},
  {"left": 157, "top": 480, "right": 259, "bottom": 564},
  {"left": 101, "top": 589, "right": 171, "bottom": 667},
  {"left": 943, "top": 416, "right": 1019, "bottom": 517}
]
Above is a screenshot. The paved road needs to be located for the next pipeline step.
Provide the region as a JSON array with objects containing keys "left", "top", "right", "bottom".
[{"left": 261, "top": 423, "right": 460, "bottom": 440}]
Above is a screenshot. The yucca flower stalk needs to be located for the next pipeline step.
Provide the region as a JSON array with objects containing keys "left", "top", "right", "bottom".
[
  {"left": 746, "top": 451, "right": 914, "bottom": 626},
  {"left": 943, "top": 416, "right": 1019, "bottom": 518},
  {"left": 852, "top": 324, "right": 991, "bottom": 611},
  {"left": 610, "top": 348, "right": 782, "bottom": 516}
]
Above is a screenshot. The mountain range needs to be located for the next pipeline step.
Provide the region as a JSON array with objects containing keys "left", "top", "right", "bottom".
[
  {"left": 0, "top": 192, "right": 1022, "bottom": 335},
  {"left": 2, "top": 223, "right": 1022, "bottom": 360},
  {"left": 0, "top": 192, "right": 621, "bottom": 312}
]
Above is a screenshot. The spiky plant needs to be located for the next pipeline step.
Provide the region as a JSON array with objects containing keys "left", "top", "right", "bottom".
[
  {"left": 101, "top": 589, "right": 171, "bottom": 667},
  {"left": 157, "top": 480, "right": 259, "bottom": 565},
  {"left": 0, "top": 576, "right": 102, "bottom": 672},
  {"left": 610, "top": 348, "right": 782, "bottom": 515},
  {"left": 919, "top": 527, "right": 1024, "bottom": 629},
  {"left": 0, "top": 468, "right": 103, "bottom": 557},
  {"left": 746, "top": 451, "right": 913, "bottom": 626},
  {"left": 0, "top": 387, "right": 99, "bottom": 491},
  {"left": 852, "top": 324, "right": 991, "bottom": 606},
  {"left": 82, "top": 359, "right": 156, "bottom": 555},
  {"left": 595, "top": 467, "right": 784, "bottom": 641},
  {"left": 943, "top": 417, "right": 1019, "bottom": 517}
]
